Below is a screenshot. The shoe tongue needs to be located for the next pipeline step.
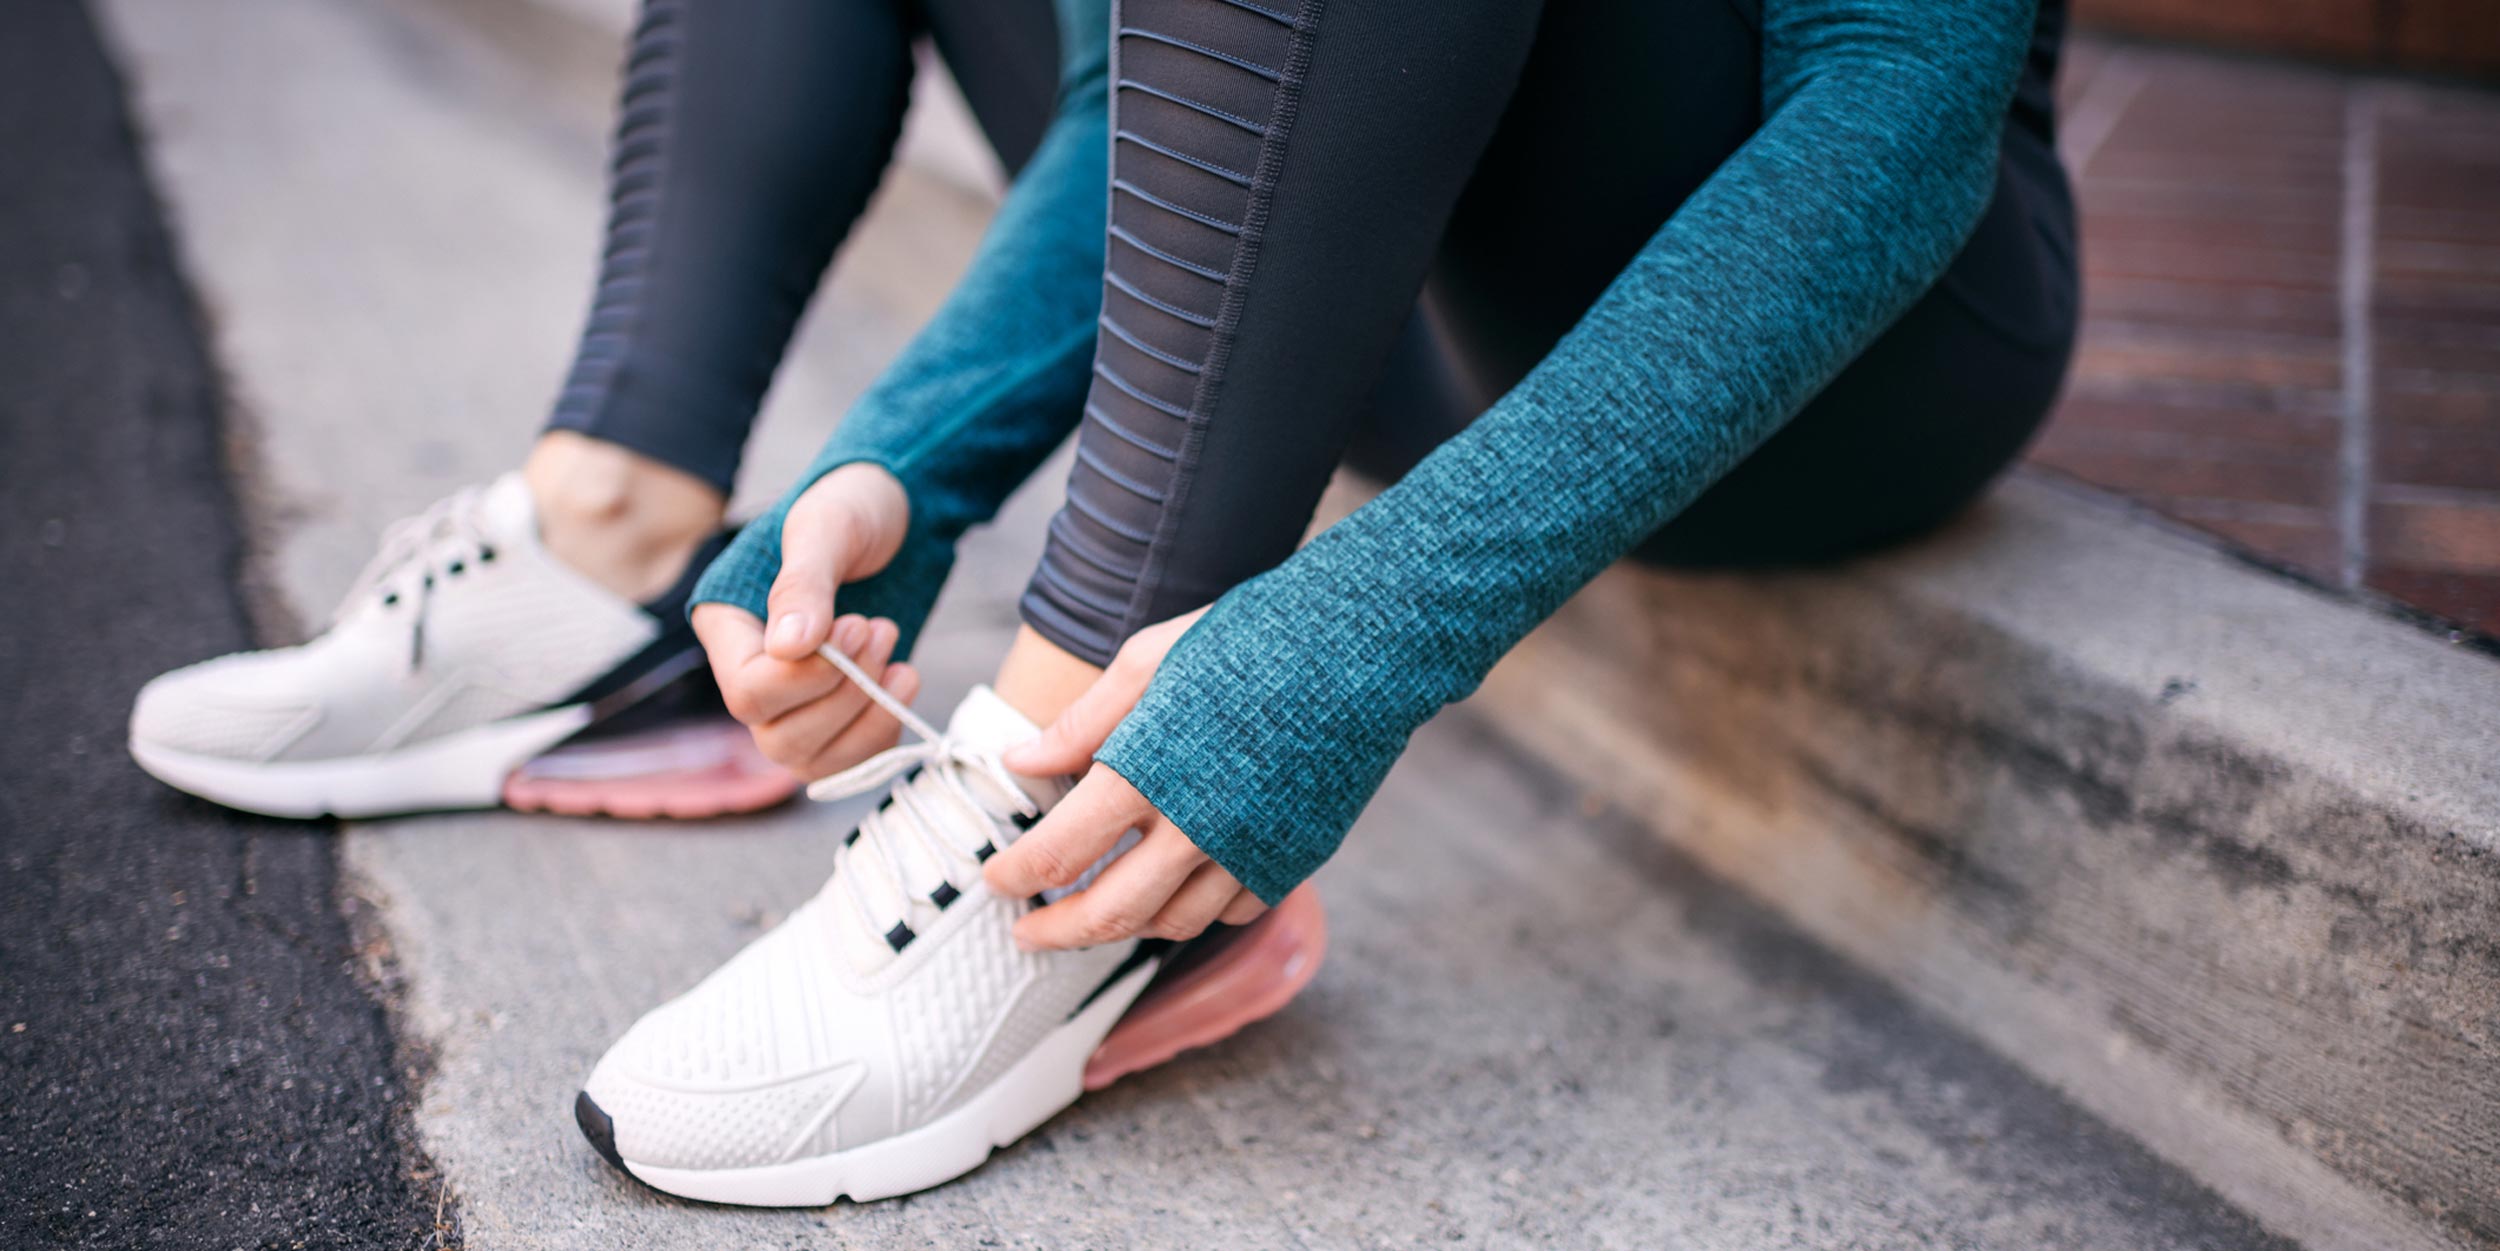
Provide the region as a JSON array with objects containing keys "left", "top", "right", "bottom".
[
  {"left": 944, "top": 686, "right": 1063, "bottom": 812},
  {"left": 945, "top": 684, "right": 1039, "bottom": 756},
  {"left": 477, "top": 472, "right": 540, "bottom": 546},
  {"left": 822, "top": 686, "right": 1059, "bottom": 970}
]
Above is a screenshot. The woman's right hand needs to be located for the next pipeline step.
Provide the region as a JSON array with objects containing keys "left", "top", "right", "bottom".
[{"left": 690, "top": 462, "right": 920, "bottom": 781}]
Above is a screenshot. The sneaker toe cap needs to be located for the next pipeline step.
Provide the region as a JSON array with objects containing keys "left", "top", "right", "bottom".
[
  {"left": 130, "top": 653, "right": 318, "bottom": 760},
  {"left": 581, "top": 1046, "right": 865, "bottom": 1173}
]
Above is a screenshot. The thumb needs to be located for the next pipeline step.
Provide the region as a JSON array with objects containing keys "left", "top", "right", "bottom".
[
  {"left": 763, "top": 514, "right": 851, "bottom": 661},
  {"left": 1004, "top": 658, "right": 1151, "bottom": 776}
]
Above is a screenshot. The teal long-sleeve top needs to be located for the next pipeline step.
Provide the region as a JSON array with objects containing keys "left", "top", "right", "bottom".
[{"left": 693, "top": 0, "right": 2039, "bottom": 903}]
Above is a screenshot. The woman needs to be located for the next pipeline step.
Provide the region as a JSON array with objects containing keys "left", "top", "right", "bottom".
[{"left": 136, "top": 0, "right": 2075, "bottom": 1206}]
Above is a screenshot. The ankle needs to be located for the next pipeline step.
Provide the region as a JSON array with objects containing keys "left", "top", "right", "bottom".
[
  {"left": 991, "top": 626, "right": 1104, "bottom": 730},
  {"left": 523, "top": 431, "right": 727, "bottom": 602}
]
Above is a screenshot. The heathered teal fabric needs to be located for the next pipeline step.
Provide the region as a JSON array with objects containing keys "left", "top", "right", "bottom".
[
  {"left": 696, "top": 0, "right": 2038, "bottom": 904},
  {"left": 688, "top": 0, "right": 1111, "bottom": 651}
]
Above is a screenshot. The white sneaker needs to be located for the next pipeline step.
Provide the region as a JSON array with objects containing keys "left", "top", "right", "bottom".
[
  {"left": 129, "top": 474, "right": 718, "bottom": 818},
  {"left": 575, "top": 662, "right": 1157, "bottom": 1206}
]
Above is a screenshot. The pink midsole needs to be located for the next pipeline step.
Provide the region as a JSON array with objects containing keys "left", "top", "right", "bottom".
[
  {"left": 501, "top": 720, "right": 799, "bottom": 819},
  {"left": 1083, "top": 885, "right": 1328, "bottom": 1091}
]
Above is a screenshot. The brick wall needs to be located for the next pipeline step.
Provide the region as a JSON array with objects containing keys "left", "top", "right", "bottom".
[{"left": 2076, "top": 0, "right": 2500, "bottom": 78}]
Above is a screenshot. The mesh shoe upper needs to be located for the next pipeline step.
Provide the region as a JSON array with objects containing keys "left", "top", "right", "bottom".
[
  {"left": 582, "top": 685, "right": 1136, "bottom": 1172},
  {"left": 129, "top": 474, "right": 659, "bottom": 763}
]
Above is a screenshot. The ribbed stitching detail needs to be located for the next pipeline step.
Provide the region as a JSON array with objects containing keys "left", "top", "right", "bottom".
[
  {"left": 1115, "top": 27, "right": 1282, "bottom": 80},
  {"left": 1098, "top": 313, "right": 1206, "bottom": 373},
  {"left": 1082, "top": 403, "right": 1183, "bottom": 460},
  {"left": 1119, "top": 0, "right": 1322, "bottom": 641},
  {"left": 1105, "top": 269, "right": 1219, "bottom": 328},
  {"left": 553, "top": 2, "right": 685, "bottom": 438},
  {"left": 1108, "top": 224, "right": 1232, "bottom": 282},
  {"left": 1112, "top": 178, "right": 1245, "bottom": 235},
  {"left": 1112, "top": 130, "right": 1254, "bottom": 186},
  {"left": 1115, "top": 79, "right": 1268, "bottom": 135}
]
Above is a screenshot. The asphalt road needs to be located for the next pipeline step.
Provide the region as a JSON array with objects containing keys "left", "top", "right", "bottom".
[{"left": 0, "top": 2, "right": 440, "bottom": 1246}]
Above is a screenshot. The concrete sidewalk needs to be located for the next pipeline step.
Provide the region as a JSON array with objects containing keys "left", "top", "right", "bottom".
[{"left": 93, "top": 0, "right": 2319, "bottom": 1246}]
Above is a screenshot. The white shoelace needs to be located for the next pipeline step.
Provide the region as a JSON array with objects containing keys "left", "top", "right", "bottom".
[
  {"left": 804, "top": 646, "right": 1039, "bottom": 940},
  {"left": 336, "top": 486, "right": 499, "bottom": 669}
]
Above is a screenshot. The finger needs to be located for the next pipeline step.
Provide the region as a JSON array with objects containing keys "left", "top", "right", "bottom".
[
  {"left": 1147, "top": 861, "right": 1246, "bottom": 941},
  {"left": 1001, "top": 653, "right": 1152, "bottom": 776},
  {"left": 750, "top": 617, "right": 900, "bottom": 760},
  {"left": 790, "top": 661, "right": 920, "bottom": 779},
  {"left": 882, "top": 661, "right": 921, "bottom": 705},
  {"left": 983, "top": 766, "right": 1152, "bottom": 898},
  {"left": 1217, "top": 891, "right": 1269, "bottom": 926},
  {"left": 1011, "top": 823, "right": 1206, "bottom": 951},
  {"left": 735, "top": 614, "right": 869, "bottom": 724},
  {"left": 691, "top": 605, "right": 767, "bottom": 721},
  {"left": 764, "top": 509, "right": 857, "bottom": 661}
]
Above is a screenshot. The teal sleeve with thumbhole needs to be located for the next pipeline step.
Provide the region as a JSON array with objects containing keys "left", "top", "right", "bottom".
[{"left": 1094, "top": 0, "right": 2042, "bottom": 903}]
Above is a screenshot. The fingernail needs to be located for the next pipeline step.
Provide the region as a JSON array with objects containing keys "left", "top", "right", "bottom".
[
  {"left": 767, "top": 613, "right": 810, "bottom": 652},
  {"left": 835, "top": 616, "right": 868, "bottom": 652}
]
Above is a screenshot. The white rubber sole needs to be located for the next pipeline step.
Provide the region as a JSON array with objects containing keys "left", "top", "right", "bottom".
[
  {"left": 129, "top": 703, "right": 591, "bottom": 819},
  {"left": 610, "top": 959, "right": 1161, "bottom": 1206}
]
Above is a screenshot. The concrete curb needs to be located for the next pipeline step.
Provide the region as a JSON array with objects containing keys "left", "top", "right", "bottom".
[{"left": 1461, "top": 471, "right": 2500, "bottom": 1251}]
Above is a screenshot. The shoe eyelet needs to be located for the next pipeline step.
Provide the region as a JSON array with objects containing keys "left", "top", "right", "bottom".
[
  {"left": 477, "top": 546, "right": 497, "bottom": 563},
  {"left": 381, "top": 593, "right": 399, "bottom": 607},
  {"left": 447, "top": 561, "right": 465, "bottom": 576}
]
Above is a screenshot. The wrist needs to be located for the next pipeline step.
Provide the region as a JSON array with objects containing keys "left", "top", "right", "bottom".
[{"left": 803, "top": 461, "right": 912, "bottom": 583}]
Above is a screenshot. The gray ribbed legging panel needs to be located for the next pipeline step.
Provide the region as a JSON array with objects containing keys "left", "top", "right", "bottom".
[{"left": 1019, "top": 0, "right": 1310, "bottom": 662}]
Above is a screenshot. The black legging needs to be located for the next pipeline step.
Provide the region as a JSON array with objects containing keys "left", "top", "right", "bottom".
[
  {"left": 543, "top": 0, "right": 1058, "bottom": 492},
  {"left": 549, "top": 0, "right": 2077, "bottom": 665}
]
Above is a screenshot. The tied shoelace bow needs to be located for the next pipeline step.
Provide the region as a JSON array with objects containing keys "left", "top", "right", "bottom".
[
  {"left": 804, "top": 646, "right": 1040, "bottom": 938},
  {"left": 337, "top": 486, "right": 498, "bottom": 670}
]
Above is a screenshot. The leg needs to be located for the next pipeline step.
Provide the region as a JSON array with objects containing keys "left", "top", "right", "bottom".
[
  {"left": 922, "top": 0, "right": 1064, "bottom": 178},
  {"left": 129, "top": 0, "right": 1070, "bottom": 816},
  {"left": 1009, "top": 0, "right": 1544, "bottom": 681},
  {"left": 545, "top": 0, "right": 917, "bottom": 494},
  {"left": 528, "top": 0, "right": 919, "bottom": 598},
  {"left": 978, "top": 0, "right": 1542, "bottom": 969}
]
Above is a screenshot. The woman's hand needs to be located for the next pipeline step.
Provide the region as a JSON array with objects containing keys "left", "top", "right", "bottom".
[
  {"left": 691, "top": 463, "right": 920, "bottom": 780},
  {"left": 984, "top": 608, "right": 1267, "bottom": 951}
]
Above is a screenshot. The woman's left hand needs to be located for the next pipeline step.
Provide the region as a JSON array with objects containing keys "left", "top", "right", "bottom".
[{"left": 983, "top": 608, "right": 1267, "bottom": 951}]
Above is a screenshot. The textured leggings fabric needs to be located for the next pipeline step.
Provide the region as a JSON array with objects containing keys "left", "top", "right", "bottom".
[
  {"left": 1021, "top": 0, "right": 1321, "bottom": 660},
  {"left": 541, "top": 0, "right": 1058, "bottom": 494}
]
